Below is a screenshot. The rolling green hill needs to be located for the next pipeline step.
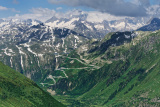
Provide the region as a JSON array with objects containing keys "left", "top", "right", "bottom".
[{"left": 0, "top": 61, "right": 65, "bottom": 107}]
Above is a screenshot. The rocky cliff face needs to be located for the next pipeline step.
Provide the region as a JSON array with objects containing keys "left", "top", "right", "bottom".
[
  {"left": 0, "top": 22, "right": 88, "bottom": 84},
  {"left": 137, "top": 18, "right": 160, "bottom": 31}
]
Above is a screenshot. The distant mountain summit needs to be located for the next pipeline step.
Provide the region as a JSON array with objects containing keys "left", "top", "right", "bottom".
[
  {"left": 45, "top": 10, "right": 148, "bottom": 38},
  {"left": 137, "top": 18, "right": 160, "bottom": 31}
]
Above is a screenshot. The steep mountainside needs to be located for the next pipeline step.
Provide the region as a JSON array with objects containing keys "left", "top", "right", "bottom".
[
  {"left": 137, "top": 18, "right": 160, "bottom": 31},
  {"left": 47, "top": 30, "right": 160, "bottom": 107},
  {"left": 0, "top": 22, "right": 88, "bottom": 86},
  {"left": 0, "top": 61, "right": 64, "bottom": 107}
]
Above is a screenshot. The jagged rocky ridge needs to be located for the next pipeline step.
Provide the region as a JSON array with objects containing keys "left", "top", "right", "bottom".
[
  {"left": 0, "top": 22, "right": 88, "bottom": 85},
  {"left": 46, "top": 14, "right": 148, "bottom": 38},
  {"left": 0, "top": 11, "right": 149, "bottom": 39},
  {"left": 137, "top": 18, "right": 160, "bottom": 31}
]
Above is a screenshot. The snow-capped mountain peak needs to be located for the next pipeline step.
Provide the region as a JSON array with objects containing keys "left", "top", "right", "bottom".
[{"left": 45, "top": 11, "right": 148, "bottom": 38}]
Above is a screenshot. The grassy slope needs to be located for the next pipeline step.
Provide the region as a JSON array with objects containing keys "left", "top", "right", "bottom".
[
  {"left": 0, "top": 61, "right": 65, "bottom": 107},
  {"left": 53, "top": 30, "right": 160, "bottom": 106},
  {"left": 75, "top": 31, "right": 160, "bottom": 106}
]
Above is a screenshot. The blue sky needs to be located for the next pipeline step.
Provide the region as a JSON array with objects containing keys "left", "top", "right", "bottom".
[
  {"left": 0, "top": 0, "right": 160, "bottom": 20},
  {"left": 0, "top": 0, "right": 62, "bottom": 18},
  {"left": 0, "top": 0, "right": 93, "bottom": 19}
]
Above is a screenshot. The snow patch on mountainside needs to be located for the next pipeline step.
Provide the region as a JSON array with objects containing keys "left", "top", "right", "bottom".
[
  {"left": 31, "top": 20, "right": 39, "bottom": 26},
  {"left": 110, "top": 22, "right": 126, "bottom": 30},
  {"left": 46, "top": 18, "right": 79, "bottom": 29},
  {"left": 94, "top": 24, "right": 105, "bottom": 30},
  {"left": 2, "top": 48, "right": 15, "bottom": 56}
]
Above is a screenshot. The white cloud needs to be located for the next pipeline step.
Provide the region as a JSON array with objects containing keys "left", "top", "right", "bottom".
[
  {"left": 30, "top": 8, "right": 55, "bottom": 15},
  {"left": 0, "top": 6, "right": 19, "bottom": 13},
  {"left": 0, "top": 6, "right": 8, "bottom": 11},
  {"left": 131, "top": 0, "right": 141, "bottom": 5},
  {"left": 7, "top": 5, "right": 160, "bottom": 23},
  {"left": 56, "top": 7, "right": 62, "bottom": 10},
  {"left": 147, "top": 5, "right": 160, "bottom": 17},
  {"left": 11, "top": 8, "right": 20, "bottom": 13},
  {"left": 9, "top": 8, "right": 56, "bottom": 22},
  {"left": 86, "top": 11, "right": 126, "bottom": 23},
  {"left": 48, "top": 0, "right": 147, "bottom": 17},
  {"left": 56, "top": 9, "right": 128, "bottom": 22}
]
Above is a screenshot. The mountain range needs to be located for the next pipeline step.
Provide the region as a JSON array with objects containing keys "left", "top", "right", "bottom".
[
  {"left": 1, "top": 15, "right": 160, "bottom": 106},
  {"left": 1, "top": 10, "right": 149, "bottom": 39},
  {"left": 45, "top": 11, "right": 148, "bottom": 38},
  {"left": 0, "top": 21, "right": 88, "bottom": 84}
]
